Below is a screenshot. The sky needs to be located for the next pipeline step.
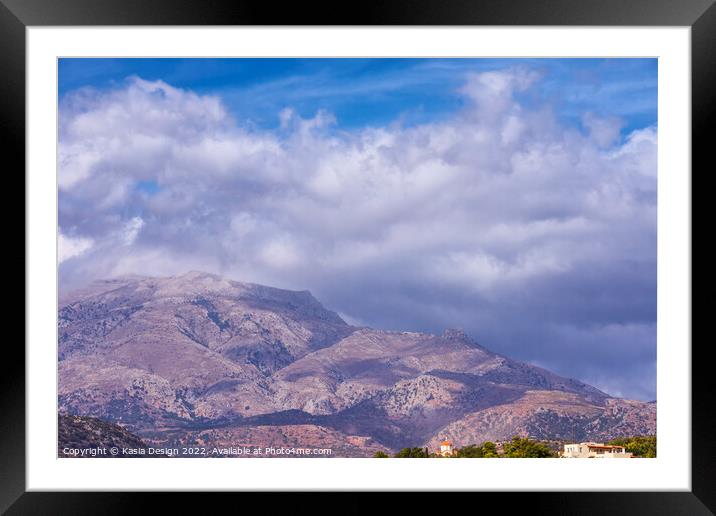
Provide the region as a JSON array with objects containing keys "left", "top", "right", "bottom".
[{"left": 57, "top": 58, "right": 657, "bottom": 401}]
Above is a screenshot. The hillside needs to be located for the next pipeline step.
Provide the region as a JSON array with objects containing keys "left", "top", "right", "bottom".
[
  {"left": 58, "top": 272, "right": 656, "bottom": 455},
  {"left": 58, "top": 414, "right": 148, "bottom": 457}
]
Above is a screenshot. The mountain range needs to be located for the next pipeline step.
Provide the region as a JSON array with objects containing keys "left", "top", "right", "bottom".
[{"left": 58, "top": 272, "right": 656, "bottom": 456}]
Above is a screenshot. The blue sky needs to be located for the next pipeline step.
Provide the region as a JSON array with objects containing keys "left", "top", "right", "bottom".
[
  {"left": 58, "top": 58, "right": 658, "bottom": 400},
  {"left": 59, "top": 58, "right": 656, "bottom": 136}
]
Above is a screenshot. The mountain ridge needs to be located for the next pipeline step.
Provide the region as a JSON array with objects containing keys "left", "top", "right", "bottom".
[{"left": 58, "top": 272, "right": 655, "bottom": 456}]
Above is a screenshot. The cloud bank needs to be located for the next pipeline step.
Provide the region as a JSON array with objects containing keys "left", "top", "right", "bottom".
[{"left": 58, "top": 68, "right": 657, "bottom": 400}]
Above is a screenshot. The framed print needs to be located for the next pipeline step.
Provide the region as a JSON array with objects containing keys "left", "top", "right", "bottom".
[{"left": 3, "top": 0, "right": 710, "bottom": 511}]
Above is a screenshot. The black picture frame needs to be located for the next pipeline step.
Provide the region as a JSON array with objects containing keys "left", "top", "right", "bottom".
[{"left": 2, "top": 0, "right": 709, "bottom": 512}]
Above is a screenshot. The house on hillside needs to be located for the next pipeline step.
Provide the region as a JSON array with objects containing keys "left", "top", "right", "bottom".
[
  {"left": 561, "top": 442, "right": 633, "bottom": 458},
  {"left": 437, "top": 440, "right": 455, "bottom": 457}
]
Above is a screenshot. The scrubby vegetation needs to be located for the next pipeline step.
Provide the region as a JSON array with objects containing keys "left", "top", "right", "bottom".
[
  {"left": 607, "top": 435, "right": 656, "bottom": 457},
  {"left": 394, "top": 447, "right": 431, "bottom": 458},
  {"left": 501, "top": 436, "right": 555, "bottom": 457},
  {"left": 58, "top": 414, "right": 148, "bottom": 457},
  {"left": 454, "top": 441, "right": 499, "bottom": 458},
  {"left": 387, "top": 437, "right": 557, "bottom": 458}
]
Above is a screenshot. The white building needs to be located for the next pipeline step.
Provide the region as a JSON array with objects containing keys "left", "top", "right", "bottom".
[
  {"left": 561, "top": 442, "right": 633, "bottom": 458},
  {"left": 437, "top": 440, "right": 455, "bottom": 457}
]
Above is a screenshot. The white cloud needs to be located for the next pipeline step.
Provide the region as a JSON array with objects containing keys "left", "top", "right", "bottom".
[
  {"left": 59, "top": 69, "right": 657, "bottom": 297},
  {"left": 122, "top": 217, "right": 145, "bottom": 245},
  {"left": 58, "top": 232, "right": 93, "bottom": 263},
  {"left": 59, "top": 70, "right": 656, "bottom": 293},
  {"left": 259, "top": 237, "right": 302, "bottom": 270},
  {"left": 58, "top": 68, "right": 657, "bottom": 399},
  {"left": 582, "top": 112, "right": 624, "bottom": 148}
]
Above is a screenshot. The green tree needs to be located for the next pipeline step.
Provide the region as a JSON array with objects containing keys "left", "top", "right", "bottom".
[
  {"left": 481, "top": 441, "right": 499, "bottom": 458},
  {"left": 394, "top": 447, "right": 430, "bottom": 458},
  {"left": 372, "top": 451, "right": 390, "bottom": 458},
  {"left": 455, "top": 444, "right": 484, "bottom": 458},
  {"left": 607, "top": 436, "right": 656, "bottom": 458},
  {"left": 454, "top": 441, "right": 499, "bottom": 458},
  {"left": 501, "top": 436, "right": 555, "bottom": 458}
]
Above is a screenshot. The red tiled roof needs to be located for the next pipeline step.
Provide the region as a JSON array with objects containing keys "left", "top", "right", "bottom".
[{"left": 586, "top": 444, "right": 624, "bottom": 450}]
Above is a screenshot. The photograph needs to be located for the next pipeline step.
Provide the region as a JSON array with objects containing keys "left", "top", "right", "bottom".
[{"left": 56, "top": 57, "right": 658, "bottom": 460}]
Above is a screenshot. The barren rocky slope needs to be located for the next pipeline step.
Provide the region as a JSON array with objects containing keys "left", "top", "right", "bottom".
[{"left": 58, "top": 272, "right": 655, "bottom": 456}]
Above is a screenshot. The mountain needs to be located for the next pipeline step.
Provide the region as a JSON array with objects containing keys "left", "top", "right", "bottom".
[
  {"left": 58, "top": 272, "right": 655, "bottom": 456},
  {"left": 58, "top": 414, "right": 148, "bottom": 457}
]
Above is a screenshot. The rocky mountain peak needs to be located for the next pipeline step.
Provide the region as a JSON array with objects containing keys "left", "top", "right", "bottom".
[
  {"left": 442, "top": 328, "right": 471, "bottom": 341},
  {"left": 58, "top": 272, "right": 656, "bottom": 456}
]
